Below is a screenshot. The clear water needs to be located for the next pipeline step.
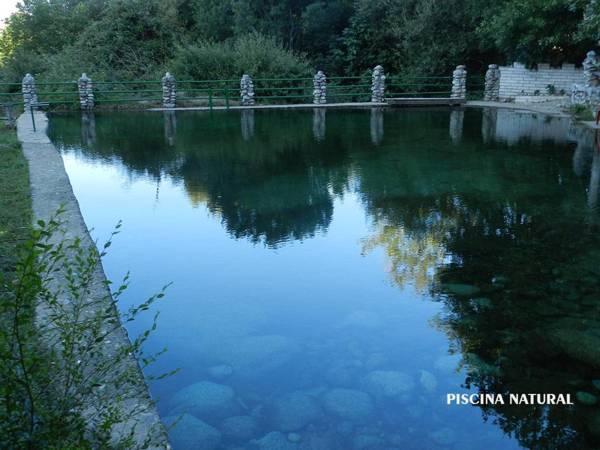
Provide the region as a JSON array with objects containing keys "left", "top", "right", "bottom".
[{"left": 48, "top": 108, "right": 600, "bottom": 450}]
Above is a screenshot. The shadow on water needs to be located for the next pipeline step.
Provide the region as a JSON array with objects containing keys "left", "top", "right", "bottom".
[{"left": 48, "top": 107, "right": 600, "bottom": 449}]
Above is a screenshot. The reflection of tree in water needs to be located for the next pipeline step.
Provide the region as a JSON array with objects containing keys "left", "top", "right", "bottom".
[
  {"left": 433, "top": 202, "right": 600, "bottom": 449},
  {"left": 50, "top": 111, "right": 357, "bottom": 247},
  {"left": 48, "top": 108, "right": 600, "bottom": 447},
  {"left": 360, "top": 210, "right": 452, "bottom": 293},
  {"left": 357, "top": 126, "right": 600, "bottom": 449}
]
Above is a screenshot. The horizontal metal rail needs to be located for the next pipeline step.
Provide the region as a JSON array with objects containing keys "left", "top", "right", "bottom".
[{"left": 1, "top": 72, "right": 481, "bottom": 109}]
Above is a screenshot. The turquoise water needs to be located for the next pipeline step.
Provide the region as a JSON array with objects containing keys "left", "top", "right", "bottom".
[{"left": 48, "top": 108, "right": 600, "bottom": 449}]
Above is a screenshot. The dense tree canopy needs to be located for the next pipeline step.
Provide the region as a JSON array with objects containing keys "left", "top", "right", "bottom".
[{"left": 0, "top": 0, "right": 598, "bottom": 82}]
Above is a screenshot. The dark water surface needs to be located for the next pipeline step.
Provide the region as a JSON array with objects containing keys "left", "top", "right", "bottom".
[{"left": 48, "top": 108, "right": 600, "bottom": 450}]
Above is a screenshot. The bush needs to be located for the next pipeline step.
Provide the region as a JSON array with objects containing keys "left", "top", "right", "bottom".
[
  {"left": 172, "top": 32, "right": 313, "bottom": 81},
  {"left": 0, "top": 210, "right": 172, "bottom": 448}
]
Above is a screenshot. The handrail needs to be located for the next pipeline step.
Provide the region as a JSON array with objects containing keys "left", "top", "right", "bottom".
[{"left": 0, "top": 71, "right": 483, "bottom": 108}]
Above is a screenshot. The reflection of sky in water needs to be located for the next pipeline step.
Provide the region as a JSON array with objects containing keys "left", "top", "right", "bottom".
[{"left": 51, "top": 108, "right": 600, "bottom": 450}]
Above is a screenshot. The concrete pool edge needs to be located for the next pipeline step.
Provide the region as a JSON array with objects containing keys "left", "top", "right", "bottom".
[{"left": 16, "top": 111, "right": 170, "bottom": 449}]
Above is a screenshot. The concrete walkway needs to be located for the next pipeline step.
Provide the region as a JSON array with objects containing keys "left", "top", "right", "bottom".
[
  {"left": 16, "top": 111, "right": 169, "bottom": 449},
  {"left": 149, "top": 101, "right": 387, "bottom": 111}
]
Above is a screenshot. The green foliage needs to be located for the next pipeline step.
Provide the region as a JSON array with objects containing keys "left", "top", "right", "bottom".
[
  {"left": 0, "top": 125, "right": 31, "bottom": 274},
  {"left": 477, "top": 0, "right": 594, "bottom": 66},
  {"left": 0, "top": 0, "right": 597, "bottom": 84},
  {"left": 568, "top": 104, "right": 594, "bottom": 121},
  {"left": 172, "top": 33, "right": 312, "bottom": 81},
  {"left": 0, "top": 210, "right": 172, "bottom": 448}
]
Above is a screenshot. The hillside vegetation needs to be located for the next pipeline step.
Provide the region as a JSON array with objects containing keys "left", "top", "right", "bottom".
[{"left": 0, "top": 0, "right": 598, "bottom": 82}]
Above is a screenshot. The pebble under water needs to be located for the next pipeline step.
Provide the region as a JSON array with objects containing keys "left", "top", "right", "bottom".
[{"left": 48, "top": 107, "right": 600, "bottom": 450}]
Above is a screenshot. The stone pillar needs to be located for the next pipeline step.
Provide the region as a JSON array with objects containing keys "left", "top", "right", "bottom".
[
  {"left": 162, "top": 72, "right": 176, "bottom": 108},
  {"left": 370, "top": 108, "right": 384, "bottom": 144},
  {"left": 371, "top": 66, "right": 385, "bottom": 103},
  {"left": 449, "top": 110, "right": 464, "bottom": 143},
  {"left": 313, "top": 71, "right": 327, "bottom": 104},
  {"left": 451, "top": 65, "right": 467, "bottom": 99},
  {"left": 240, "top": 74, "right": 255, "bottom": 106},
  {"left": 483, "top": 64, "right": 501, "bottom": 101},
  {"left": 22, "top": 73, "right": 38, "bottom": 110},
  {"left": 241, "top": 109, "right": 255, "bottom": 140},
  {"left": 78, "top": 73, "right": 94, "bottom": 110},
  {"left": 313, "top": 108, "right": 326, "bottom": 141},
  {"left": 572, "top": 51, "right": 600, "bottom": 109},
  {"left": 583, "top": 50, "right": 600, "bottom": 87}
]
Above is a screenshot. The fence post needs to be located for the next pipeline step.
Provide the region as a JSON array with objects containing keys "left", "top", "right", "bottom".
[
  {"left": 78, "top": 73, "right": 94, "bottom": 110},
  {"left": 371, "top": 65, "right": 386, "bottom": 103},
  {"left": 313, "top": 71, "right": 327, "bottom": 104},
  {"left": 572, "top": 50, "right": 600, "bottom": 107},
  {"left": 22, "top": 73, "right": 38, "bottom": 110},
  {"left": 483, "top": 64, "right": 501, "bottom": 101},
  {"left": 240, "top": 74, "right": 255, "bottom": 106},
  {"left": 583, "top": 50, "right": 600, "bottom": 87},
  {"left": 451, "top": 65, "right": 467, "bottom": 99},
  {"left": 162, "top": 72, "right": 176, "bottom": 108}
]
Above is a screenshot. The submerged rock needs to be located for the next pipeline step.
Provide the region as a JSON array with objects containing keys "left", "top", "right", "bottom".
[
  {"left": 270, "top": 391, "right": 322, "bottom": 431},
  {"left": 546, "top": 321, "right": 600, "bottom": 368},
  {"left": 440, "top": 283, "right": 481, "bottom": 297},
  {"left": 208, "top": 364, "right": 234, "bottom": 380},
  {"left": 298, "top": 430, "right": 343, "bottom": 450},
  {"left": 363, "top": 370, "right": 415, "bottom": 399},
  {"left": 164, "top": 413, "right": 221, "bottom": 450},
  {"left": 169, "top": 381, "right": 238, "bottom": 421},
  {"left": 212, "top": 334, "right": 300, "bottom": 378},
  {"left": 576, "top": 391, "right": 598, "bottom": 405},
  {"left": 429, "top": 427, "right": 456, "bottom": 446},
  {"left": 419, "top": 370, "right": 437, "bottom": 393},
  {"left": 287, "top": 432, "right": 302, "bottom": 443},
  {"left": 322, "top": 388, "right": 374, "bottom": 422},
  {"left": 352, "top": 434, "right": 385, "bottom": 450},
  {"left": 253, "top": 431, "right": 299, "bottom": 450},
  {"left": 221, "top": 415, "right": 260, "bottom": 442},
  {"left": 588, "top": 410, "right": 600, "bottom": 437}
]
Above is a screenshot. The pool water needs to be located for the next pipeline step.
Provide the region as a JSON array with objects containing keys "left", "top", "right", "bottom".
[{"left": 48, "top": 108, "right": 600, "bottom": 450}]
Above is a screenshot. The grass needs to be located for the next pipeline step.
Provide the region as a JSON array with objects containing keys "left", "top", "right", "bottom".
[
  {"left": 567, "top": 104, "right": 595, "bottom": 122},
  {"left": 0, "top": 124, "right": 31, "bottom": 277}
]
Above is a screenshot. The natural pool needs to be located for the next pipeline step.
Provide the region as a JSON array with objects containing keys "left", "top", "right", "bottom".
[{"left": 48, "top": 108, "right": 600, "bottom": 450}]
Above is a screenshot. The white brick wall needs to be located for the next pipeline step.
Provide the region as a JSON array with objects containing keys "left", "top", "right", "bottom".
[{"left": 498, "top": 62, "right": 583, "bottom": 99}]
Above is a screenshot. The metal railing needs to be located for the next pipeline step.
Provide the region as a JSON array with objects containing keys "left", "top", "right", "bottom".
[{"left": 0, "top": 72, "right": 480, "bottom": 111}]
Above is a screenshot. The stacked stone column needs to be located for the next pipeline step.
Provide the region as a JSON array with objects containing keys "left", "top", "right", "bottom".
[
  {"left": 240, "top": 74, "right": 255, "bottom": 106},
  {"left": 78, "top": 73, "right": 94, "bottom": 110},
  {"left": 22, "top": 73, "right": 38, "bottom": 110},
  {"left": 371, "top": 65, "right": 385, "bottom": 103},
  {"left": 313, "top": 71, "right": 327, "bottom": 104},
  {"left": 451, "top": 65, "right": 467, "bottom": 99},
  {"left": 162, "top": 72, "right": 176, "bottom": 108},
  {"left": 572, "top": 51, "right": 600, "bottom": 107},
  {"left": 483, "top": 64, "right": 500, "bottom": 101}
]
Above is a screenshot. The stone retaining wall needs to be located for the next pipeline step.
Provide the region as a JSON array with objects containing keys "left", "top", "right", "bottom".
[{"left": 16, "top": 111, "right": 169, "bottom": 450}]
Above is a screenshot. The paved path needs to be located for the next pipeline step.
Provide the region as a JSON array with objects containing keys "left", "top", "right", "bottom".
[{"left": 16, "top": 111, "right": 169, "bottom": 449}]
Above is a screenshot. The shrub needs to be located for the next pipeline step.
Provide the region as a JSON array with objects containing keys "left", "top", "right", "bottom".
[
  {"left": 0, "top": 209, "right": 172, "bottom": 448},
  {"left": 172, "top": 32, "right": 313, "bottom": 81}
]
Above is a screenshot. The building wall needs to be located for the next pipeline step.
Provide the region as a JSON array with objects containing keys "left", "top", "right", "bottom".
[{"left": 498, "top": 63, "right": 583, "bottom": 99}]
